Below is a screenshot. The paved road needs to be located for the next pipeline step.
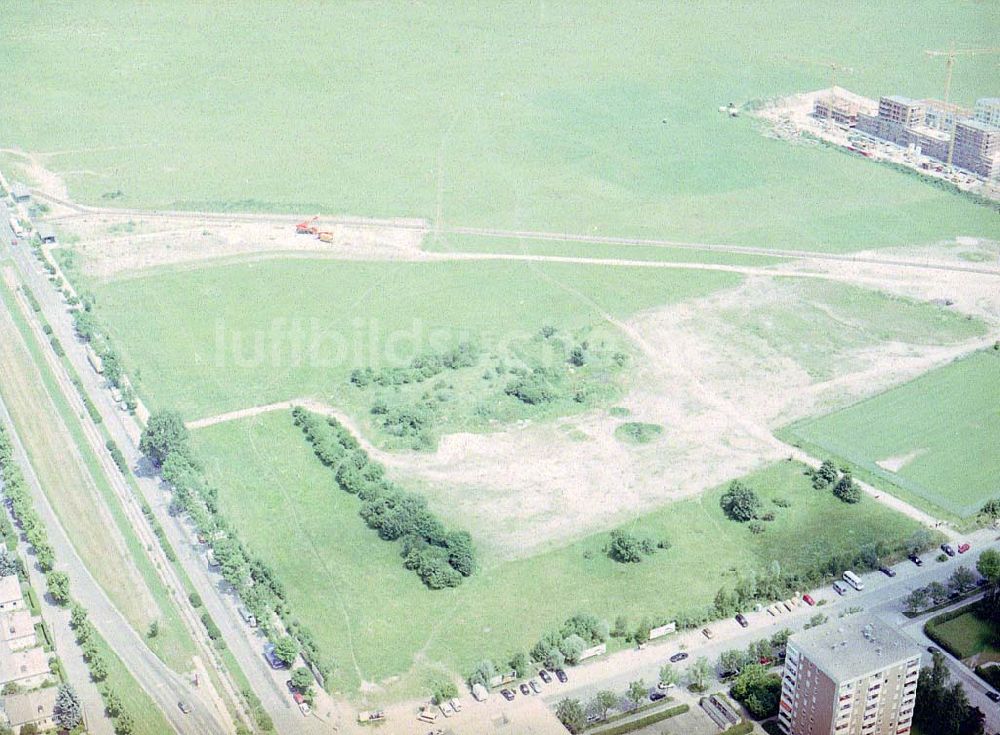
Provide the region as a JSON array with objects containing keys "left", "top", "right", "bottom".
[
  {"left": 542, "top": 538, "right": 1000, "bottom": 715},
  {"left": 0, "top": 392, "right": 221, "bottom": 735},
  {"left": 4, "top": 218, "right": 330, "bottom": 733}
]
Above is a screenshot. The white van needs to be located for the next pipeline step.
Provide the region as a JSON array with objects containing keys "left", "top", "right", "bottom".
[{"left": 842, "top": 570, "right": 864, "bottom": 591}]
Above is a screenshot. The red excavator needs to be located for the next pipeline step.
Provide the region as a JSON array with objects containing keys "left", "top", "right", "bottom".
[{"left": 295, "top": 215, "right": 319, "bottom": 235}]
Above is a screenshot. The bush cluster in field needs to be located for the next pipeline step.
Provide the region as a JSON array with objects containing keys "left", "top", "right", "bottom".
[
  {"left": 293, "top": 407, "right": 475, "bottom": 588},
  {"left": 349, "top": 326, "right": 628, "bottom": 449}
]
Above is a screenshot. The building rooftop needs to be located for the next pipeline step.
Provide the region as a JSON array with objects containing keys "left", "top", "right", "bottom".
[
  {"left": 976, "top": 98, "right": 1000, "bottom": 106},
  {"left": 958, "top": 118, "right": 1000, "bottom": 133},
  {"left": 790, "top": 615, "right": 921, "bottom": 682},
  {"left": 884, "top": 95, "right": 920, "bottom": 106},
  {"left": 0, "top": 610, "right": 34, "bottom": 643},
  {"left": 10, "top": 183, "right": 30, "bottom": 199},
  {"left": 908, "top": 125, "right": 951, "bottom": 142},
  {"left": 1, "top": 686, "right": 57, "bottom": 727},
  {"left": 0, "top": 576, "right": 22, "bottom": 607},
  {"left": 0, "top": 645, "right": 49, "bottom": 684}
]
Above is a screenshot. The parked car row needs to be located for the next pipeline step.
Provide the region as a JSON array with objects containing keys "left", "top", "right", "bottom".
[{"left": 499, "top": 668, "right": 568, "bottom": 700}]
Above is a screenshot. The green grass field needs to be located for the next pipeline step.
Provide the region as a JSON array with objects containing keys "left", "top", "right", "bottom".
[
  {"left": 192, "top": 411, "right": 924, "bottom": 699},
  {"left": 4, "top": 2, "right": 999, "bottom": 250},
  {"left": 783, "top": 350, "right": 1000, "bottom": 517},
  {"left": 90, "top": 258, "right": 742, "bottom": 419},
  {"left": 931, "top": 607, "right": 1000, "bottom": 663}
]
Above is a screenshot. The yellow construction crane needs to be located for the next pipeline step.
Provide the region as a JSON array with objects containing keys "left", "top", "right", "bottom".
[
  {"left": 924, "top": 44, "right": 1000, "bottom": 106},
  {"left": 925, "top": 44, "right": 1000, "bottom": 166}
]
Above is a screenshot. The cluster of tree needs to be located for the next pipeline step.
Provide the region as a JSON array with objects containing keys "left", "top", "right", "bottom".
[
  {"left": 469, "top": 613, "right": 611, "bottom": 690},
  {"left": 810, "top": 459, "right": 862, "bottom": 503},
  {"left": 0, "top": 551, "right": 23, "bottom": 580},
  {"left": 504, "top": 367, "right": 560, "bottom": 405},
  {"left": 70, "top": 305, "right": 137, "bottom": 411},
  {"left": 142, "top": 410, "right": 333, "bottom": 687},
  {"left": 69, "top": 604, "right": 109, "bottom": 682},
  {"left": 349, "top": 342, "right": 481, "bottom": 388},
  {"left": 607, "top": 529, "right": 667, "bottom": 563},
  {"left": 978, "top": 550, "right": 1000, "bottom": 620},
  {"left": 717, "top": 631, "right": 791, "bottom": 678},
  {"left": 370, "top": 399, "right": 435, "bottom": 441},
  {"left": 531, "top": 613, "right": 610, "bottom": 669},
  {"left": 729, "top": 662, "right": 782, "bottom": 720},
  {"left": 906, "top": 566, "right": 978, "bottom": 613},
  {"left": 979, "top": 499, "right": 1000, "bottom": 523},
  {"left": 914, "top": 652, "right": 985, "bottom": 735},
  {"left": 293, "top": 407, "right": 475, "bottom": 588},
  {"left": 0, "top": 426, "right": 56, "bottom": 570},
  {"left": 713, "top": 530, "right": 934, "bottom": 620}
]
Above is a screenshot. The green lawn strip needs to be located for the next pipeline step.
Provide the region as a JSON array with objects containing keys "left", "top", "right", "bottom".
[
  {"left": 776, "top": 430, "right": 969, "bottom": 529},
  {"left": 925, "top": 604, "right": 1000, "bottom": 662},
  {"left": 589, "top": 703, "right": 689, "bottom": 735},
  {"left": 91, "top": 259, "right": 741, "bottom": 419},
  {"left": 192, "top": 412, "right": 925, "bottom": 701},
  {"left": 425, "top": 233, "right": 790, "bottom": 267},
  {"left": 87, "top": 626, "right": 175, "bottom": 735},
  {"left": 0, "top": 280, "right": 198, "bottom": 673},
  {"left": 780, "top": 350, "right": 1000, "bottom": 518}
]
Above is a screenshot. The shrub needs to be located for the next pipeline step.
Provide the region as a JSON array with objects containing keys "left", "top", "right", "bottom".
[{"left": 720, "top": 481, "right": 761, "bottom": 522}]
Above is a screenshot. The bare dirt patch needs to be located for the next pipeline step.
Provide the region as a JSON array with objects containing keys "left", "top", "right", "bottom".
[
  {"left": 55, "top": 213, "right": 427, "bottom": 281},
  {"left": 876, "top": 450, "right": 926, "bottom": 473}
]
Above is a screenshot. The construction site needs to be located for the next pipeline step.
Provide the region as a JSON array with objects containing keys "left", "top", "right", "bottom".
[{"left": 755, "top": 46, "right": 1000, "bottom": 200}]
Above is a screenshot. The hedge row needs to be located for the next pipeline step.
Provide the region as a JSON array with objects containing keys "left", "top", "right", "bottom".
[
  {"left": 67, "top": 376, "right": 102, "bottom": 424},
  {"left": 154, "top": 419, "right": 333, "bottom": 688},
  {"left": 0, "top": 425, "right": 56, "bottom": 570},
  {"left": 292, "top": 407, "right": 475, "bottom": 588},
  {"left": 591, "top": 704, "right": 689, "bottom": 735}
]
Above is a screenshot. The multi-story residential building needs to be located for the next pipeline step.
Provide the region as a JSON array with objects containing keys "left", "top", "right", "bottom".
[
  {"left": 974, "top": 98, "right": 1000, "bottom": 128},
  {"left": 856, "top": 96, "right": 926, "bottom": 145},
  {"left": 952, "top": 119, "right": 1000, "bottom": 179},
  {"left": 920, "top": 99, "right": 970, "bottom": 131},
  {"left": 778, "top": 616, "right": 921, "bottom": 735}
]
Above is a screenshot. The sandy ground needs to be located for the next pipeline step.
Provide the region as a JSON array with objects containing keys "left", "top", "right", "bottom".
[{"left": 876, "top": 450, "right": 925, "bottom": 473}]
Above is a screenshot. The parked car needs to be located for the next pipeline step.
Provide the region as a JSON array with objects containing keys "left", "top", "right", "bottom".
[
  {"left": 178, "top": 702, "right": 192, "bottom": 715},
  {"left": 909, "top": 553, "right": 924, "bottom": 567},
  {"left": 292, "top": 691, "right": 310, "bottom": 715},
  {"left": 958, "top": 543, "right": 971, "bottom": 554},
  {"left": 500, "top": 689, "right": 515, "bottom": 701},
  {"left": 539, "top": 669, "right": 552, "bottom": 684},
  {"left": 987, "top": 691, "right": 1000, "bottom": 703},
  {"left": 735, "top": 613, "right": 749, "bottom": 628},
  {"left": 657, "top": 681, "right": 676, "bottom": 691},
  {"left": 802, "top": 594, "right": 816, "bottom": 606},
  {"left": 879, "top": 566, "right": 896, "bottom": 577},
  {"left": 702, "top": 628, "right": 714, "bottom": 639},
  {"left": 555, "top": 669, "right": 568, "bottom": 683},
  {"left": 263, "top": 643, "right": 289, "bottom": 670},
  {"left": 649, "top": 691, "right": 667, "bottom": 702},
  {"left": 942, "top": 543, "right": 956, "bottom": 557},
  {"left": 832, "top": 581, "right": 848, "bottom": 596},
  {"left": 519, "top": 683, "right": 531, "bottom": 696},
  {"left": 285, "top": 680, "right": 296, "bottom": 693},
  {"left": 529, "top": 679, "right": 542, "bottom": 694},
  {"left": 670, "top": 652, "right": 689, "bottom": 663},
  {"left": 927, "top": 646, "right": 941, "bottom": 655}
]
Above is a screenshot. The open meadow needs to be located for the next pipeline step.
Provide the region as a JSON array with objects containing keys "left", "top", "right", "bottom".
[
  {"left": 782, "top": 350, "right": 1000, "bottom": 518},
  {"left": 192, "top": 409, "right": 925, "bottom": 699},
  {"left": 87, "top": 257, "right": 742, "bottom": 420},
  {"left": 3, "top": 1, "right": 999, "bottom": 250}
]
